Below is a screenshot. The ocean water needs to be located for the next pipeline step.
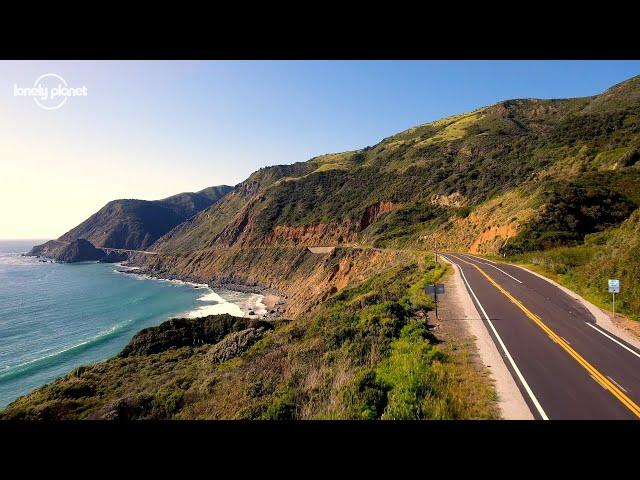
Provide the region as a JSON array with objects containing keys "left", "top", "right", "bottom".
[{"left": 0, "top": 239, "right": 265, "bottom": 409}]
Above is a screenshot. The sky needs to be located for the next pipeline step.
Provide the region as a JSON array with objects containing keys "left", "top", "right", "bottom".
[{"left": 1, "top": 60, "right": 640, "bottom": 239}]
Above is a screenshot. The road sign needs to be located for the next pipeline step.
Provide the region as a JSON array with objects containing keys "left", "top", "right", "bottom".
[
  {"left": 608, "top": 279, "right": 620, "bottom": 294},
  {"left": 608, "top": 279, "right": 620, "bottom": 319},
  {"left": 425, "top": 284, "right": 445, "bottom": 295},
  {"left": 425, "top": 284, "right": 445, "bottom": 320}
]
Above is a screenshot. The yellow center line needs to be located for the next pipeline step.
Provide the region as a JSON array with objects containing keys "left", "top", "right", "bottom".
[{"left": 451, "top": 254, "right": 640, "bottom": 418}]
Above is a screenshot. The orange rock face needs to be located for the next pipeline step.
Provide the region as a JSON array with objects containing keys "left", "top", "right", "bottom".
[
  {"left": 262, "top": 221, "right": 357, "bottom": 247},
  {"left": 360, "top": 201, "right": 395, "bottom": 229},
  {"left": 469, "top": 223, "right": 517, "bottom": 254},
  {"left": 262, "top": 201, "right": 396, "bottom": 247}
]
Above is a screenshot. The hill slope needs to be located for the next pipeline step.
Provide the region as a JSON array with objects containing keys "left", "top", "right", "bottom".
[{"left": 35, "top": 185, "right": 232, "bottom": 253}]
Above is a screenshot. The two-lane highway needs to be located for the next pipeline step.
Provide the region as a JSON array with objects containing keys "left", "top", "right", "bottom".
[{"left": 443, "top": 252, "right": 640, "bottom": 420}]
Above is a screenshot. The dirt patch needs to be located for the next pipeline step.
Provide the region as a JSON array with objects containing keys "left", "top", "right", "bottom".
[
  {"left": 262, "top": 294, "right": 280, "bottom": 311},
  {"left": 608, "top": 311, "right": 640, "bottom": 343},
  {"left": 307, "top": 246, "right": 336, "bottom": 254}
]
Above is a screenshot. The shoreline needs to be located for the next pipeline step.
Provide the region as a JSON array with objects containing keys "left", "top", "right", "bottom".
[
  {"left": 116, "top": 262, "right": 285, "bottom": 320},
  {"left": 25, "top": 252, "right": 287, "bottom": 319}
]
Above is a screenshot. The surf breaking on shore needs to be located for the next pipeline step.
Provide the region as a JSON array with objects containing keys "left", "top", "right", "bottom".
[{"left": 115, "top": 263, "right": 271, "bottom": 319}]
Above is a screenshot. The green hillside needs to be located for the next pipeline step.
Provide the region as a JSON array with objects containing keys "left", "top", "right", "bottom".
[{"left": 151, "top": 77, "right": 640, "bottom": 255}]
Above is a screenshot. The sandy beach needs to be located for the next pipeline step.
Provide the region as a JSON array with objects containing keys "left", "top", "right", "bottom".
[
  {"left": 262, "top": 294, "right": 280, "bottom": 311},
  {"left": 243, "top": 293, "right": 282, "bottom": 318}
]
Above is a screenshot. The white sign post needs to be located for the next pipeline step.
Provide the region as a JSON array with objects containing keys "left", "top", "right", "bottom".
[{"left": 608, "top": 279, "right": 620, "bottom": 318}]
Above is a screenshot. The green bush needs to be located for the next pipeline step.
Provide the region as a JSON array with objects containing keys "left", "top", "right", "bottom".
[
  {"left": 376, "top": 320, "right": 448, "bottom": 420},
  {"left": 502, "top": 174, "right": 637, "bottom": 255}
]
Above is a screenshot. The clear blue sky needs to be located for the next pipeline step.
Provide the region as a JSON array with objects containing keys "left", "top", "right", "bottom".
[{"left": 2, "top": 60, "right": 640, "bottom": 238}]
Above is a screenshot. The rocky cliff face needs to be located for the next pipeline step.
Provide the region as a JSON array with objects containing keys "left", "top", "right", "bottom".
[
  {"left": 258, "top": 201, "right": 396, "bottom": 248},
  {"left": 138, "top": 245, "right": 410, "bottom": 318},
  {"left": 50, "top": 239, "right": 106, "bottom": 263},
  {"left": 262, "top": 222, "right": 356, "bottom": 247}
]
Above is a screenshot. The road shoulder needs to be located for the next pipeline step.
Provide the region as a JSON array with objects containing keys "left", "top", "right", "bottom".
[{"left": 439, "top": 256, "right": 533, "bottom": 420}]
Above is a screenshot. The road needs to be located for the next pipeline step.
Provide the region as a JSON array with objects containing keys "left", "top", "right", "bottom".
[
  {"left": 443, "top": 252, "right": 640, "bottom": 420},
  {"left": 48, "top": 240, "right": 157, "bottom": 255},
  {"left": 101, "top": 247, "right": 157, "bottom": 255}
]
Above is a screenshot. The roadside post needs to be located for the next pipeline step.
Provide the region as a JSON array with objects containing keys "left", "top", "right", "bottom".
[
  {"left": 434, "top": 234, "right": 438, "bottom": 264},
  {"left": 426, "top": 283, "right": 445, "bottom": 319},
  {"left": 608, "top": 279, "right": 620, "bottom": 318}
]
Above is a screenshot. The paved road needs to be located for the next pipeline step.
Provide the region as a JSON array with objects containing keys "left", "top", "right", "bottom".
[
  {"left": 101, "top": 247, "right": 157, "bottom": 255},
  {"left": 49, "top": 239, "right": 157, "bottom": 255},
  {"left": 443, "top": 252, "right": 640, "bottom": 420}
]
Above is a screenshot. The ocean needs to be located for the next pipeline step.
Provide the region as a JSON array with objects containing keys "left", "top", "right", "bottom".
[{"left": 0, "top": 239, "right": 264, "bottom": 409}]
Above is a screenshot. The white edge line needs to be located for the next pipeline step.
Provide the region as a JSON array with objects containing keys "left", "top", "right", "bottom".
[
  {"left": 442, "top": 254, "right": 548, "bottom": 420},
  {"left": 585, "top": 322, "right": 640, "bottom": 360},
  {"left": 460, "top": 253, "right": 523, "bottom": 284}
]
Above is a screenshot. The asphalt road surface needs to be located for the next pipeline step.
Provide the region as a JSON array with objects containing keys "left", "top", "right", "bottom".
[{"left": 443, "top": 252, "right": 640, "bottom": 420}]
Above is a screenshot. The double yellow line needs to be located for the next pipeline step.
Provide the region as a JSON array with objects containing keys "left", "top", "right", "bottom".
[{"left": 453, "top": 255, "right": 640, "bottom": 418}]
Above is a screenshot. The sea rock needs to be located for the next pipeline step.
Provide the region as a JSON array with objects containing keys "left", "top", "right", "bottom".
[{"left": 54, "top": 239, "right": 106, "bottom": 263}]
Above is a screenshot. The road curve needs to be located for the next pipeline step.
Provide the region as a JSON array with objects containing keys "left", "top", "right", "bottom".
[{"left": 443, "top": 252, "right": 640, "bottom": 420}]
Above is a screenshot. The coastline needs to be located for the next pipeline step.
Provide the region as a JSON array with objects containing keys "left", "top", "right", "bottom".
[
  {"left": 115, "top": 262, "right": 285, "bottom": 320},
  {"left": 24, "top": 251, "right": 286, "bottom": 320}
]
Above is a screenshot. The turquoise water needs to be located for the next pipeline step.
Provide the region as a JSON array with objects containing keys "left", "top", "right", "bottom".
[{"left": 0, "top": 240, "right": 262, "bottom": 409}]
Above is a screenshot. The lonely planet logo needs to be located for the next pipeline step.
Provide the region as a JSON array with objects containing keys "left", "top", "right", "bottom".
[{"left": 13, "top": 73, "right": 88, "bottom": 110}]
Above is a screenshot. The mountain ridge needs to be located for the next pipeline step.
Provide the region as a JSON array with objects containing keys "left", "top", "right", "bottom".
[{"left": 29, "top": 185, "right": 233, "bottom": 258}]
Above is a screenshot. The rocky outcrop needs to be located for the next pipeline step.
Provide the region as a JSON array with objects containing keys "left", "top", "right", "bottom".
[
  {"left": 431, "top": 192, "right": 467, "bottom": 208},
  {"left": 359, "top": 201, "right": 395, "bottom": 229},
  {"left": 27, "top": 240, "right": 67, "bottom": 258},
  {"left": 205, "top": 327, "right": 268, "bottom": 364},
  {"left": 28, "top": 238, "right": 111, "bottom": 263},
  {"left": 262, "top": 221, "right": 356, "bottom": 247},
  {"left": 119, "top": 314, "right": 273, "bottom": 357},
  {"left": 53, "top": 239, "right": 106, "bottom": 263}
]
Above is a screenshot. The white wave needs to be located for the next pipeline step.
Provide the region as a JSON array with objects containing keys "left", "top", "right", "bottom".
[
  {"left": 0, "top": 317, "right": 136, "bottom": 379},
  {"left": 244, "top": 293, "right": 268, "bottom": 316},
  {"left": 197, "top": 290, "right": 226, "bottom": 302},
  {"left": 186, "top": 301, "right": 244, "bottom": 318},
  {"left": 0, "top": 253, "right": 45, "bottom": 266},
  {"left": 114, "top": 263, "right": 141, "bottom": 271},
  {"left": 111, "top": 268, "right": 261, "bottom": 319}
]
